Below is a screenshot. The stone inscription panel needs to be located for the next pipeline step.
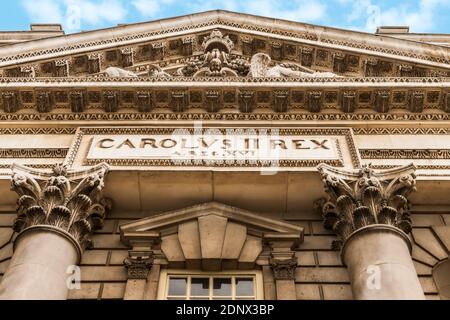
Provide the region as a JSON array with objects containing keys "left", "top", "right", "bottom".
[{"left": 65, "top": 127, "right": 360, "bottom": 170}]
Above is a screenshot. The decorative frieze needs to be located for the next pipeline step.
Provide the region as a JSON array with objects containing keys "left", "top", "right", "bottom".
[
  {"left": 238, "top": 91, "right": 256, "bottom": 113},
  {"left": 135, "top": 91, "right": 153, "bottom": 112},
  {"left": 364, "top": 58, "right": 379, "bottom": 77},
  {"left": 87, "top": 53, "right": 101, "bottom": 74},
  {"left": 11, "top": 163, "right": 110, "bottom": 249},
  {"left": 36, "top": 91, "right": 53, "bottom": 113},
  {"left": 273, "top": 90, "right": 290, "bottom": 113},
  {"left": 360, "top": 149, "right": 450, "bottom": 160},
  {"left": 341, "top": 91, "right": 356, "bottom": 113},
  {"left": 55, "top": 59, "right": 69, "bottom": 77},
  {"left": 120, "top": 48, "right": 134, "bottom": 68},
  {"left": 317, "top": 163, "right": 416, "bottom": 250},
  {"left": 170, "top": 90, "right": 189, "bottom": 112},
  {"left": 444, "top": 92, "right": 450, "bottom": 113},
  {"left": 1, "top": 92, "right": 19, "bottom": 113},
  {"left": 182, "top": 36, "right": 195, "bottom": 56},
  {"left": 124, "top": 251, "right": 153, "bottom": 279},
  {"left": 333, "top": 52, "right": 346, "bottom": 73},
  {"left": 69, "top": 91, "right": 87, "bottom": 113},
  {"left": 270, "top": 258, "right": 298, "bottom": 280},
  {"left": 307, "top": 91, "right": 322, "bottom": 113},
  {"left": 102, "top": 91, "right": 119, "bottom": 112},
  {"left": 375, "top": 91, "right": 390, "bottom": 113},
  {"left": 0, "top": 148, "right": 67, "bottom": 158},
  {"left": 301, "top": 48, "right": 314, "bottom": 67},
  {"left": 410, "top": 91, "right": 425, "bottom": 113},
  {"left": 204, "top": 90, "right": 221, "bottom": 112}
]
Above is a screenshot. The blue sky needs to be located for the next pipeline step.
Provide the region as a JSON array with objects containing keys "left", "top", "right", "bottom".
[{"left": 0, "top": 0, "right": 449, "bottom": 34}]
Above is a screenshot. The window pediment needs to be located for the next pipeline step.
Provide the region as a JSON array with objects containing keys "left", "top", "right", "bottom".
[{"left": 120, "top": 202, "right": 303, "bottom": 271}]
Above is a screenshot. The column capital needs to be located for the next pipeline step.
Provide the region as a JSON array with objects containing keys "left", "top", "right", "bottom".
[
  {"left": 270, "top": 257, "right": 298, "bottom": 281},
  {"left": 10, "top": 163, "right": 111, "bottom": 253},
  {"left": 316, "top": 163, "right": 416, "bottom": 250},
  {"left": 124, "top": 251, "right": 154, "bottom": 280}
]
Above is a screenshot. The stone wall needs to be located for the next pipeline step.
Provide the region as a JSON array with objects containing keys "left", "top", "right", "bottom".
[{"left": 0, "top": 210, "right": 449, "bottom": 300}]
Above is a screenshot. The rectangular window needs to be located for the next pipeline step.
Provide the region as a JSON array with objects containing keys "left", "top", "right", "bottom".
[{"left": 158, "top": 270, "right": 263, "bottom": 300}]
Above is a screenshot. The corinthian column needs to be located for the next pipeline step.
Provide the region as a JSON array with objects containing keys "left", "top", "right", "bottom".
[
  {"left": 316, "top": 163, "right": 425, "bottom": 300},
  {"left": 0, "top": 163, "right": 110, "bottom": 300}
]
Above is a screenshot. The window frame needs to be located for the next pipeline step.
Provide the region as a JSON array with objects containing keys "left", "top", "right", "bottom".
[{"left": 157, "top": 269, "right": 264, "bottom": 300}]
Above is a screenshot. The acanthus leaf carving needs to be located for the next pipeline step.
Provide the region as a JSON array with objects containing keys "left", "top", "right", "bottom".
[
  {"left": 11, "top": 163, "right": 110, "bottom": 249},
  {"left": 123, "top": 251, "right": 154, "bottom": 280},
  {"left": 316, "top": 163, "right": 416, "bottom": 247},
  {"left": 270, "top": 257, "right": 298, "bottom": 281}
]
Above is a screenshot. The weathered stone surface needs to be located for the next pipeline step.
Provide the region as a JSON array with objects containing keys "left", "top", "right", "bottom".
[
  {"left": 322, "top": 284, "right": 353, "bottom": 300},
  {"left": 80, "top": 266, "right": 127, "bottom": 282},
  {"left": 80, "top": 250, "right": 109, "bottom": 265},
  {"left": 276, "top": 280, "right": 296, "bottom": 300},
  {"left": 295, "top": 267, "right": 350, "bottom": 283},
  {"left": 432, "top": 226, "right": 450, "bottom": 253},
  {"left": 91, "top": 235, "right": 127, "bottom": 249},
  {"left": 311, "top": 221, "right": 334, "bottom": 235},
  {"left": 161, "top": 234, "right": 185, "bottom": 263},
  {"left": 413, "top": 261, "right": 433, "bottom": 276},
  {"left": 0, "top": 260, "right": 10, "bottom": 274},
  {"left": 301, "top": 236, "right": 336, "bottom": 250},
  {"left": 295, "top": 251, "right": 316, "bottom": 266},
  {"left": 419, "top": 277, "right": 438, "bottom": 294},
  {"left": 68, "top": 283, "right": 101, "bottom": 300},
  {"left": 102, "top": 283, "right": 126, "bottom": 299},
  {"left": 295, "top": 284, "right": 321, "bottom": 300},
  {"left": 221, "top": 222, "right": 246, "bottom": 259},
  {"left": 109, "top": 250, "right": 129, "bottom": 265},
  {"left": 0, "top": 215, "right": 15, "bottom": 227},
  {"left": 93, "top": 220, "right": 117, "bottom": 234},
  {"left": 412, "top": 244, "right": 439, "bottom": 266},
  {"left": 198, "top": 215, "right": 227, "bottom": 259},
  {"left": 178, "top": 220, "right": 201, "bottom": 260},
  {"left": 317, "top": 251, "right": 342, "bottom": 266},
  {"left": 0, "top": 243, "right": 13, "bottom": 262},
  {"left": 238, "top": 236, "right": 262, "bottom": 263},
  {"left": 0, "top": 228, "right": 13, "bottom": 248},
  {"left": 412, "top": 229, "right": 448, "bottom": 260},
  {"left": 412, "top": 214, "right": 445, "bottom": 227}
]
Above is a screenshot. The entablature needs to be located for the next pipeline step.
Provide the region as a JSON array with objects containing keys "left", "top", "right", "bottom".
[{"left": 1, "top": 77, "right": 450, "bottom": 116}]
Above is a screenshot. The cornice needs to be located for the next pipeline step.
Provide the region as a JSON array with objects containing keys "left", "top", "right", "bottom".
[
  {"left": 1, "top": 112, "right": 450, "bottom": 122},
  {"left": 0, "top": 10, "right": 449, "bottom": 69},
  {"left": 0, "top": 76, "right": 448, "bottom": 86},
  {"left": 1, "top": 78, "right": 450, "bottom": 117}
]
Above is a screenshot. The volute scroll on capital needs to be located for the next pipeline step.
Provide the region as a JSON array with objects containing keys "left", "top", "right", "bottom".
[
  {"left": 316, "top": 163, "right": 417, "bottom": 250},
  {"left": 10, "top": 162, "right": 111, "bottom": 252}
]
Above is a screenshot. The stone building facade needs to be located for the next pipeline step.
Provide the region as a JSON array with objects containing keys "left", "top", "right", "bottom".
[{"left": 0, "top": 10, "right": 449, "bottom": 300}]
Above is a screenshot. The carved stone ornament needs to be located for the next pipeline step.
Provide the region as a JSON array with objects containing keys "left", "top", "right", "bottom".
[
  {"left": 123, "top": 251, "right": 153, "bottom": 279},
  {"left": 249, "top": 53, "right": 339, "bottom": 78},
  {"left": 11, "top": 163, "right": 111, "bottom": 249},
  {"left": 270, "top": 258, "right": 298, "bottom": 280},
  {"left": 316, "top": 163, "right": 416, "bottom": 250}
]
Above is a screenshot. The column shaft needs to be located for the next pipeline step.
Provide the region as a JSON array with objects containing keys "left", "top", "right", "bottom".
[
  {"left": 342, "top": 226, "right": 425, "bottom": 300},
  {"left": 0, "top": 228, "right": 79, "bottom": 300}
]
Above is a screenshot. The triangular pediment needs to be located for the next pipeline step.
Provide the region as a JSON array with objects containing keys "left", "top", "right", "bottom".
[
  {"left": 1, "top": 10, "right": 449, "bottom": 79},
  {"left": 121, "top": 201, "right": 303, "bottom": 236},
  {"left": 120, "top": 202, "right": 303, "bottom": 270}
]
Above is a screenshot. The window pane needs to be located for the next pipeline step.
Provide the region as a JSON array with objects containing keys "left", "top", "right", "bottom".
[
  {"left": 236, "top": 277, "right": 254, "bottom": 296},
  {"left": 191, "top": 278, "right": 209, "bottom": 296},
  {"left": 213, "top": 278, "right": 232, "bottom": 296},
  {"left": 168, "top": 277, "right": 187, "bottom": 296}
]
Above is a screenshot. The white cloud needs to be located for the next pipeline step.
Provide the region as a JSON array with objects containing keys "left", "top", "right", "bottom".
[
  {"left": 133, "top": 0, "right": 327, "bottom": 23},
  {"left": 21, "top": 0, "right": 64, "bottom": 24},
  {"left": 21, "top": 0, "right": 128, "bottom": 33},
  {"left": 337, "top": 0, "right": 450, "bottom": 32}
]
